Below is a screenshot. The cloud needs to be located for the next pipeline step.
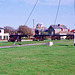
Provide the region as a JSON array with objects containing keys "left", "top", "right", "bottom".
[
  {"left": 0, "top": 0, "right": 39, "bottom": 5},
  {"left": 24, "top": 0, "right": 37, "bottom": 4},
  {"left": 40, "top": 0, "right": 59, "bottom": 6},
  {"left": 40, "top": 0, "right": 74, "bottom": 6},
  {"left": 0, "top": 0, "right": 22, "bottom": 3},
  {"left": 16, "top": 0, "right": 74, "bottom": 6},
  {"left": 0, "top": 0, "right": 74, "bottom": 6},
  {"left": 61, "top": 0, "right": 74, "bottom": 5}
]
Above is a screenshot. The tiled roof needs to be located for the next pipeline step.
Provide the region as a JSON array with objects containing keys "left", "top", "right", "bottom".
[{"left": 50, "top": 25, "right": 67, "bottom": 29}]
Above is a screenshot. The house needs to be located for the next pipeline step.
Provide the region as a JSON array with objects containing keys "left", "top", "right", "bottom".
[
  {"left": 35, "top": 23, "right": 47, "bottom": 35},
  {"left": 48, "top": 24, "right": 69, "bottom": 35},
  {"left": 0, "top": 27, "right": 9, "bottom": 40},
  {"left": 48, "top": 24, "right": 72, "bottom": 39}
]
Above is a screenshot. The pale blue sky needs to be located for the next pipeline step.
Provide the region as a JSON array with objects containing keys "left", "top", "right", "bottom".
[{"left": 0, "top": 0, "right": 75, "bottom": 30}]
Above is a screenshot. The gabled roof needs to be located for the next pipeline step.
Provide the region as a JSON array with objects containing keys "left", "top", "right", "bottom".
[
  {"left": 0, "top": 27, "right": 4, "bottom": 29},
  {"left": 50, "top": 25, "right": 67, "bottom": 29}
]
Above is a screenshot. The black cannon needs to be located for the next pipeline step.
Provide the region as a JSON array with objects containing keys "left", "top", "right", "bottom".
[
  {"left": 33, "top": 34, "right": 50, "bottom": 41},
  {"left": 8, "top": 35, "right": 28, "bottom": 42}
]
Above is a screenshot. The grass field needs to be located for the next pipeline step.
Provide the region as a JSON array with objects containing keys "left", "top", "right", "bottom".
[{"left": 0, "top": 40, "right": 75, "bottom": 75}]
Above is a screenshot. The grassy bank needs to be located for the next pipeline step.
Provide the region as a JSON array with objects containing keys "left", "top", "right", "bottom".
[{"left": 0, "top": 40, "right": 75, "bottom": 75}]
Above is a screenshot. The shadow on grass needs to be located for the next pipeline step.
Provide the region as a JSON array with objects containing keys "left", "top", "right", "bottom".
[
  {"left": 3, "top": 42, "right": 9, "bottom": 43},
  {"left": 58, "top": 44, "right": 75, "bottom": 47},
  {"left": 58, "top": 44, "right": 69, "bottom": 46}
]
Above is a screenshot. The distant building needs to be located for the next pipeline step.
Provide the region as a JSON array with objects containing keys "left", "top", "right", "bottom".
[
  {"left": 48, "top": 24, "right": 73, "bottom": 39},
  {"left": 48, "top": 24, "right": 69, "bottom": 35},
  {"left": 0, "top": 27, "right": 9, "bottom": 40},
  {"left": 35, "top": 23, "right": 47, "bottom": 35}
]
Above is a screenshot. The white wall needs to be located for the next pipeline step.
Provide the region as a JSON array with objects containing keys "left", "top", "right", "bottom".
[{"left": 0, "top": 29, "right": 9, "bottom": 40}]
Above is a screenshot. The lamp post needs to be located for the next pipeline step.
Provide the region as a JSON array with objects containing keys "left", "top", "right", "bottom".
[
  {"left": 74, "top": 31, "right": 75, "bottom": 46},
  {"left": 33, "top": 19, "right": 35, "bottom": 35}
]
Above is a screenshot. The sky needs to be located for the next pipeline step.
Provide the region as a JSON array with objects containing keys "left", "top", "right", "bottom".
[{"left": 0, "top": 0, "right": 75, "bottom": 30}]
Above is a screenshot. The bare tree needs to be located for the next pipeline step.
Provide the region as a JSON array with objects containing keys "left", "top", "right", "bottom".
[
  {"left": 4, "top": 26, "right": 16, "bottom": 35},
  {"left": 18, "top": 25, "right": 33, "bottom": 35}
]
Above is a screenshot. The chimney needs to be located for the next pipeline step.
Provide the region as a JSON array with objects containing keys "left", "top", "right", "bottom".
[
  {"left": 58, "top": 24, "right": 61, "bottom": 27},
  {"left": 68, "top": 29, "right": 70, "bottom": 32}
]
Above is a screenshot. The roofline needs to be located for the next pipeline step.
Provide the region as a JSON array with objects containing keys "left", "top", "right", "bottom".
[{"left": 0, "top": 28, "right": 4, "bottom": 29}]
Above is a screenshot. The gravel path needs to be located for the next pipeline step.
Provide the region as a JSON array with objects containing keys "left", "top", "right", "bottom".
[{"left": 0, "top": 43, "right": 46, "bottom": 48}]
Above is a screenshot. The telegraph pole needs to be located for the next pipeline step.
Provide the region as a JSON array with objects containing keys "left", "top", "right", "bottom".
[
  {"left": 74, "top": 31, "right": 75, "bottom": 46},
  {"left": 74, "top": 0, "right": 75, "bottom": 46},
  {"left": 33, "top": 19, "right": 35, "bottom": 35},
  {"left": 74, "top": 0, "right": 75, "bottom": 13}
]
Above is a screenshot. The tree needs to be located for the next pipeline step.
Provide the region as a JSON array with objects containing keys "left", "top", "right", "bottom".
[
  {"left": 18, "top": 25, "right": 33, "bottom": 35},
  {"left": 4, "top": 26, "right": 16, "bottom": 35}
]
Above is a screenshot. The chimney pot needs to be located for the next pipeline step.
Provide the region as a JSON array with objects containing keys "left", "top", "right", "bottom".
[{"left": 58, "top": 24, "right": 61, "bottom": 26}]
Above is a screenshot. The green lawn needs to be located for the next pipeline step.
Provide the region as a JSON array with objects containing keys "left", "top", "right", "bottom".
[{"left": 0, "top": 40, "right": 75, "bottom": 75}]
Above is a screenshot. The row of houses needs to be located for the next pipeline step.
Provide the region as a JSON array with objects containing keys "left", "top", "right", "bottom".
[
  {"left": 0, "top": 24, "right": 75, "bottom": 40},
  {"left": 35, "top": 23, "right": 75, "bottom": 39}
]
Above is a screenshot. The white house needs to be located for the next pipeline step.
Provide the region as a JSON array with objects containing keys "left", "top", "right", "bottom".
[
  {"left": 48, "top": 24, "right": 69, "bottom": 35},
  {"left": 48, "top": 24, "right": 71, "bottom": 39},
  {"left": 0, "top": 27, "right": 9, "bottom": 40}
]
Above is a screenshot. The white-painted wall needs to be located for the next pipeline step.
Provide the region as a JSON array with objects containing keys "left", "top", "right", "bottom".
[{"left": 0, "top": 29, "right": 9, "bottom": 40}]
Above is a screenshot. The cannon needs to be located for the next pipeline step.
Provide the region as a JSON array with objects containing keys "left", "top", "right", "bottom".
[{"left": 8, "top": 35, "right": 28, "bottom": 42}]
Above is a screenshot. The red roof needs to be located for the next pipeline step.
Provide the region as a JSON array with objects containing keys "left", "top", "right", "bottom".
[{"left": 70, "top": 29, "right": 75, "bottom": 32}]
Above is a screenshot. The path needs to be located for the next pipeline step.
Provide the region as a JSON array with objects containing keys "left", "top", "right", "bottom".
[{"left": 0, "top": 43, "right": 46, "bottom": 48}]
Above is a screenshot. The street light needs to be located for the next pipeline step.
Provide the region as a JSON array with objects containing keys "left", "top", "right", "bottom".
[{"left": 74, "top": 31, "right": 75, "bottom": 46}]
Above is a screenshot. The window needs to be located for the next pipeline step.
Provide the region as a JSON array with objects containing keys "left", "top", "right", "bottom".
[
  {"left": 0, "top": 30, "right": 1, "bottom": 33},
  {"left": 61, "top": 28, "right": 63, "bottom": 31}
]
